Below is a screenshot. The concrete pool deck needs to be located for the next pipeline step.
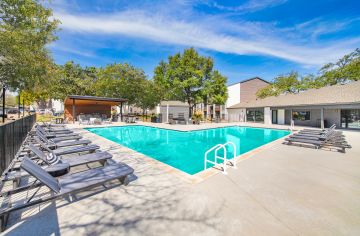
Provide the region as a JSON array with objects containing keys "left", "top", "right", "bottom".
[{"left": 4, "top": 122, "right": 360, "bottom": 235}]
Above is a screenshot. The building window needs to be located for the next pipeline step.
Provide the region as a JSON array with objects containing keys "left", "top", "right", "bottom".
[
  {"left": 246, "top": 109, "right": 264, "bottom": 122},
  {"left": 292, "top": 111, "right": 310, "bottom": 121},
  {"left": 341, "top": 109, "right": 360, "bottom": 129}
]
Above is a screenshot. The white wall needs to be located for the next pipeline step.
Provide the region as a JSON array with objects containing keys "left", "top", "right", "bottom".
[
  {"left": 228, "top": 108, "right": 246, "bottom": 122},
  {"left": 226, "top": 83, "right": 241, "bottom": 109},
  {"left": 52, "top": 99, "right": 64, "bottom": 112},
  {"left": 264, "top": 107, "right": 271, "bottom": 125},
  {"left": 278, "top": 109, "right": 285, "bottom": 125}
]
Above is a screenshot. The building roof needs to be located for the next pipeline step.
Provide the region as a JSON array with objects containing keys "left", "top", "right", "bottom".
[
  {"left": 66, "top": 95, "right": 127, "bottom": 103},
  {"left": 228, "top": 80, "right": 360, "bottom": 109},
  {"left": 160, "top": 100, "right": 188, "bottom": 107},
  {"left": 228, "top": 77, "right": 270, "bottom": 87},
  {"left": 64, "top": 95, "right": 127, "bottom": 106}
]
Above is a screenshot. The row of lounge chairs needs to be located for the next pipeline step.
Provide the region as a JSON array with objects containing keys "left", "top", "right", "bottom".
[
  {"left": 284, "top": 124, "right": 351, "bottom": 153},
  {"left": 0, "top": 122, "right": 134, "bottom": 231}
]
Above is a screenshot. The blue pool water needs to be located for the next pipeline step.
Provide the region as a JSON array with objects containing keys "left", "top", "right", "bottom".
[{"left": 86, "top": 125, "right": 290, "bottom": 175}]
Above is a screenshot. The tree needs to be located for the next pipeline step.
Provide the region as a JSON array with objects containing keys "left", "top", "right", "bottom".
[
  {"left": 317, "top": 48, "right": 360, "bottom": 85},
  {"left": 256, "top": 72, "right": 299, "bottom": 98},
  {"left": 95, "top": 63, "right": 147, "bottom": 104},
  {"left": 256, "top": 48, "right": 360, "bottom": 99},
  {"left": 50, "top": 61, "right": 97, "bottom": 101},
  {"left": 0, "top": 0, "right": 59, "bottom": 91},
  {"left": 154, "top": 48, "right": 227, "bottom": 117},
  {"left": 203, "top": 70, "right": 228, "bottom": 105},
  {"left": 136, "top": 80, "right": 162, "bottom": 116}
]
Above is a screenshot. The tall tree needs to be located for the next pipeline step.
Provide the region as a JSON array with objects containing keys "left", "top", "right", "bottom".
[
  {"left": 95, "top": 63, "right": 147, "bottom": 105},
  {"left": 0, "top": 0, "right": 59, "bottom": 91},
  {"left": 317, "top": 48, "right": 360, "bottom": 86},
  {"left": 136, "top": 79, "right": 162, "bottom": 116},
  {"left": 154, "top": 48, "right": 227, "bottom": 117},
  {"left": 50, "top": 61, "right": 97, "bottom": 101},
  {"left": 256, "top": 48, "right": 360, "bottom": 99}
]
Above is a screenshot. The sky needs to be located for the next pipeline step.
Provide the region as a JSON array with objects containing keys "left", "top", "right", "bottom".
[{"left": 47, "top": 0, "right": 360, "bottom": 84}]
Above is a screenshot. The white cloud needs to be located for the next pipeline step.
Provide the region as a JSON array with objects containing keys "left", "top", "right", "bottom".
[
  {"left": 53, "top": 9, "right": 359, "bottom": 66},
  {"left": 210, "top": 0, "right": 288, "bottom": 13}
]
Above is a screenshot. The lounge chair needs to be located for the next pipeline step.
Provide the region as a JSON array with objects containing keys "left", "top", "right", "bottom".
[
  {"left": 285, "top": 135, "right": 351, "bottom": 153},
  {"left": 34, "top": 135, "right": 90, "bottom": 149},
  {"left": 39, "top": 122, "right": 69, "bottom": 129},
  {"left": 36, "top": 126, "right": 77, "bottom": 138},
  {"left": 78, "top": 114, "right": 90, "bottom": 125},
  {"left": 34, "top": 129, "right": 82, "bottom": 142},
  {"left": 299, "top": 124, "right": 336, "bottom": 134},
  {"left": 2, "top": 144, "right": 112, "bottom": 184},
  {"left": 290, "top": 129, "right": 343, "bottom": 140},
  {"left": 0, "top": 157, "right": 134, "bottom": 231},
  {"left": 18, "top": 138, "right": 100, "bottom": 159},
  {"left": 36, "top": 124, "right": 73, "bottom": 134}
]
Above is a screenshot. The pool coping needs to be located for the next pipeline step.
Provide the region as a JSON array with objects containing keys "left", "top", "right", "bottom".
[{"left": 83, "top": 125, "right": 292, "bottom": 184}]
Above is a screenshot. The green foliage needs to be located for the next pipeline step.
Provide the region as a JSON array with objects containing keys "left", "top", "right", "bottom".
[
  {"left": 136, "top": 80, "right": 162, "bottom": 114},
  {"left": 317, "top": 48, "right": 360, "bottom": 85},
  {"left": 256, "top": 48, "right": 360, "bottom": 99},
  {"left": 192, "top": 110, "right": 203, "bottom": 122},
  {"left": 95, "top": 63, "right": 147, "bottom": 105},
  {"left": 51, "top": 61, "right": 97, "bottom": 100},
  {"left": 0, "top": 0, "right": 59, "bottom": 90},
  {"left": 154, "top": 48, "right": 227, "bottom": 116}
]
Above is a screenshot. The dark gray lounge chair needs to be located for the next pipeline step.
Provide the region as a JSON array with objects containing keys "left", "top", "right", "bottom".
[
  {"left": 290, "top": 129, "right": 343, "bottom": 140},
  {"left": 285, "top": 136, "right": 351, "bottom": 153},
  {"left": 0, "top": 157, "right": 134, "bottom": 231},
  {"left": 37, "top": 125, "right": 73, "bottom": 135},
  {"left": 18, "top": 140, "right": 99, "bottom": 159},
  {"left": 2, "top": 144, "right": 112, "bottom": 184},
  {"left": 33, "top": 135, "right": 91, "bottom": 149},
  {"left": 299, "top": 124, "right": 336, "bottom": 134},
  {"left": 36, "top": 126, "right": 79, "bottom": 139},
  {"left": 23, "top": 136, "right": 91, "bottom": 152},
  {"left": 35, "top": 130, "right": 82, "bottom": 142}
]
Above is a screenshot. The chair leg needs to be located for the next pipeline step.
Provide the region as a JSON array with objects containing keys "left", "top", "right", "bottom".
[
  {"left": 0, "top": 213, "right": 9, "bottom": 232},
  {"left": 120, "top": 176, "right": 130, "bottom": 186}
]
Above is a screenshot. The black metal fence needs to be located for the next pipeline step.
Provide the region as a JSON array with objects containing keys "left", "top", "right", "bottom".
[{"left": 0, "top": 114, "right": 36, "bottom": 174}]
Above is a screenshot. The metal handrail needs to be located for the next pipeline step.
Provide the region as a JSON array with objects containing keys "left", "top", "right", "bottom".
[
  {"left": 204, "top": 144, "right": 228, "bottom": 174},
  {"left": 204, "top": 141, "right": 238, "bottom": 174},
  {"left": 223, "top": 141, "right": 237, "bottom": 169}
]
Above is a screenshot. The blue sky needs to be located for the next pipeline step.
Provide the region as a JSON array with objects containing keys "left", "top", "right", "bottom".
[{"left": 48, "top": 0, "right": 360, "bottom": 84}]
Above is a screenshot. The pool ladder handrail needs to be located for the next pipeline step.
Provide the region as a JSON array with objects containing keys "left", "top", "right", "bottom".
[{"left": 204, "top": 141, "right": 237, "bottom": 174}]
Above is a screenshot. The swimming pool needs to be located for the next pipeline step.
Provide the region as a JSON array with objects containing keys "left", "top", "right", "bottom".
[{"left": 86, "top": 125, "right": 290, "bottom": 175}]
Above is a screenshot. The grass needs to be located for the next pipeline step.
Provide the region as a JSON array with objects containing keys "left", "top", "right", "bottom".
[{"left": 36, "top": 114, "right": 63, "bottom": 122}]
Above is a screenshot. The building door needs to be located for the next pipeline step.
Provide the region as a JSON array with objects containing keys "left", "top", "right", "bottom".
[
  {"left": 341, "top": 109, "right": 360, "bottom": 129},
  {"left": 272, "top": 110, "right": 278, "bottom": 124}
]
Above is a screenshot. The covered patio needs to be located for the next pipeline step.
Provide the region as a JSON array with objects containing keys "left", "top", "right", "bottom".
[{"left": 64, "top": 95, "right": 128, "bottom": 123}]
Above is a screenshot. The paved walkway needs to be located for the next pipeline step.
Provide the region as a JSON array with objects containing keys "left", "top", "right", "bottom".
[{"left": 4, "top": 123, "right": 360, "bottom": 236}]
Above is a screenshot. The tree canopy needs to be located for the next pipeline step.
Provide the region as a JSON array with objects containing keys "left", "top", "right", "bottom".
[
  {"left": 0, "top": 0, "right": 59, "bottom": 91},
  {"left": 154, "top": 48, "right": 228, "bottom": 117},
  {"left": 256, "top": 49, "right": 360, "bottom": 99}
]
